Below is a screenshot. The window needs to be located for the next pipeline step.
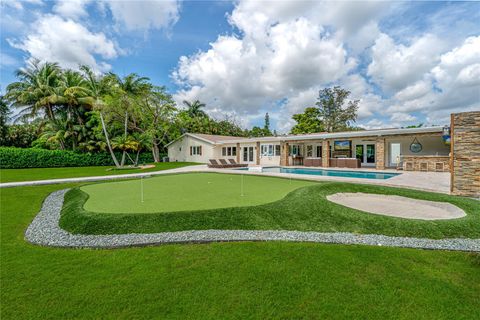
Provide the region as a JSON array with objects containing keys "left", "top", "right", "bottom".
[
  {"left": 190, "top": 146, "right": 202, "bottom": 155},
  {"left": 306, "top": 145, "right": 313, "bottom": 157},
  {"left": 275, "top": 145, "right": 281, "bottom": 156},
  {"left": 289, "top": 145, "right": 301, "bottom": 156},
  {"left": 222, "top": 146, "right": 237, "bottom": 157},
  {"left": 261, "top": 144, "right": 280, "bottom": 156},
  {"left": 316, "top": 145, "right": 322, "bottom": 157}
]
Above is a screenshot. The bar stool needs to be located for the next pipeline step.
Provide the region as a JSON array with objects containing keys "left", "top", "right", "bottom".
[
  {"left": 419, "top": 162, "right": 428, "bottom": 171},
  {"left": 404, "top": 161, "right": 414, "bottom": 171}
]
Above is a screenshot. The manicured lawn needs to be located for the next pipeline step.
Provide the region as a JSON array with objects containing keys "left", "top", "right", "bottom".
[
  {"left": 81, "top": 173, "right": 316, "bottom": 213},
  {"left": 1, "top": 184, "right": 480, "bottom": 319},
  {"left": 63, "top": 173, "right": 480, "bottom": 239},
  {"left": 0, "top": 162, "right": 198, "bottom": 183}
]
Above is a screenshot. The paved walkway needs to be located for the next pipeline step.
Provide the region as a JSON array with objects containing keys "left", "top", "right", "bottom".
[
  {"left": 2, "top": 165, "right": 451, "bottom": 194},
  {"left": 25, "top": 189, "right": 480, "bottom": 251}
]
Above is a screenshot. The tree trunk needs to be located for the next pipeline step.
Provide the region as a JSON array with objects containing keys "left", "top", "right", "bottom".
[
  {"left": 152, "top": 142, "right": 160, "bottom": 162},
  {"left": 134, "top": 150, "right": 140, "bottom": 166},
  {"left": 121, "top": 152, "right": 126, "bottom": 167},
  {"left": 121, "top": 111, "right": 128, "bottom": 167},
  {"left": 99, "top": 112, "right": 121, "bottom": 168}
]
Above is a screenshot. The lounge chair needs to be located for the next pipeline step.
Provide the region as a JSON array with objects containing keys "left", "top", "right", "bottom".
[
  {"left": 228, "top": 159, "right": 248, "bottom": 167},
  {"left": 218, "top": 159, "right": 238, "bottom": 168},
  {"left": 208, "top": 159, "right": 224, "bottom": 168}
]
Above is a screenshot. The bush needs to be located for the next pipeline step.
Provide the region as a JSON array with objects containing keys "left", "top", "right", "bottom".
[{"left": 0, "top": 147, "right": 158, "bottom": 169}]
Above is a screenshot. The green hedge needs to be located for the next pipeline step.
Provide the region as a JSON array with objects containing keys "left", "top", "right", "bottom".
[{"left": 0, "top": 147, "right": 158, "bottom": 169}]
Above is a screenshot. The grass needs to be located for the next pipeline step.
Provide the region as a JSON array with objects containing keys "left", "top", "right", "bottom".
[
  {"left": 81, "top": 173, "right": 316, "bottom": 213},
  {"left": 0, "top": 162, "right": 198, "bottom": 183},
  {"left": 1, "top": 184, "right": 480, "bottom": 319},
  {"left": 62, "top": 173, "right": 480, "bottom": 239}
]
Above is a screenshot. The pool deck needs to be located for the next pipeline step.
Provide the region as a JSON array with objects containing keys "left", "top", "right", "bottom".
[{"left": 1, "top": 164, "right": 452, "bottom": 194}]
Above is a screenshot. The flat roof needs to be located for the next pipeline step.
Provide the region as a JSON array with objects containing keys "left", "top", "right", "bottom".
[
  {"left": 215, "top": 126, "right": 444, "bottom": 144},
  {"left": 167, "top": 126, "right": 444, "bottom": 146}
]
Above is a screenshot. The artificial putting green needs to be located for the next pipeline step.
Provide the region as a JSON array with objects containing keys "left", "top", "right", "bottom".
[{"left": 80, "top": 173, "right": 316, "bottom": 213}]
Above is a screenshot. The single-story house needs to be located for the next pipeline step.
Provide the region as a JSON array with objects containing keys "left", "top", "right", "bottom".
[
  {"left": 167, "top": 110, "right": 479, "bottom": 197},
  {"left": 167, "top": 127, "right": 451, "bottom": 171}
]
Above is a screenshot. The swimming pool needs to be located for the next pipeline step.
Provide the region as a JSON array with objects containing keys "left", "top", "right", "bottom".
[{"left": 238, "top": 167, "right": 400, "bottom": 180}]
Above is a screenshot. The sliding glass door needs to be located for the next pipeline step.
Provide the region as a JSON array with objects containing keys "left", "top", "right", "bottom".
[{"left": 355, "top": 143, "right": 375, "bottom": 166}]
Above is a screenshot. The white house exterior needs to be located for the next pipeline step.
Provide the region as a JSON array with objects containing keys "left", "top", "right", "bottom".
[{"left": 166, "top": 126, "right": 452, "bottom": 172}]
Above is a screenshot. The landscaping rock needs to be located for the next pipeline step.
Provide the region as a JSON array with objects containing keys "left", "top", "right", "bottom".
[{"left": 25, "top": 189, "right": 480, "bottom": 252}]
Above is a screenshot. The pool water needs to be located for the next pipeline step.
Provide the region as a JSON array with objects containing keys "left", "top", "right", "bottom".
[{"left": 238, "top": 167, "right": 400, "bottom": 180}]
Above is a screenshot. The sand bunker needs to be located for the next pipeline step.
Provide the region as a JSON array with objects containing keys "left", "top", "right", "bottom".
[{"left": 327, "top": 193, "right": 466, "bottom": 220}]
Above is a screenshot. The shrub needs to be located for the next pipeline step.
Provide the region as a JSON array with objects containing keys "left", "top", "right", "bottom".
[{"left": 0, "top": 147, "right": 159, "bottom": 169}]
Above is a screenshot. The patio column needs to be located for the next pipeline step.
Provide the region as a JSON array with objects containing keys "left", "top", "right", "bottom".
[
  {"left": 322, "top": 140, "right": 330, "bottom": 167},
  {"left": 280, "top": 141, "right": 289, "bottom": 166},
  {"left": 256, "top": 141, "right": 260, "bottom": 165},
  {"left": 236, "top": 143, "right": 240, "bottom": 163},
  {"left": 375, "top": 138, "right": 385, "bottom": 170}
]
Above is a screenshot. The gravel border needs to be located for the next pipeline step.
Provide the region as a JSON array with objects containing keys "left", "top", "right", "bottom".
[{"left": 25, "top": 189, "right": 480, "bottom": 251}]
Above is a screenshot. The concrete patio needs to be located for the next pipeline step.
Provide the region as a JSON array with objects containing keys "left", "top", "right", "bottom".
[{"left": 1, "top": 164, "right": 451, "bottom": 194}]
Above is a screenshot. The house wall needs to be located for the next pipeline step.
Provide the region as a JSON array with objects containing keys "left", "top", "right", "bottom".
[
  {"left": 258, "top": 142, "right": 282, "bottom": 166},
  {"left": 167, "top": 136, "right": 214, "bottom": 163},
  {"left": 451, "top": 111, "right": 480, "bottom": 197},
  {"left": 213, "top": 143, "right": 239, "bottom": 162}
]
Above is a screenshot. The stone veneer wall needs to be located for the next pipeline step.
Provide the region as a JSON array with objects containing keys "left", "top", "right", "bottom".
[
  {"left": 451, "top": 111, "right": 480, "bottom": 197},
  {"left": 375, "top": 138, "right": 385, "bottom": 170},
  {"left": 236, "top": 143, "right": 240, "bottom": 163},
  {"left": 280, "top": 142, "right": 289, "bottom": 166},
  {"left": 255, "top": 142, "right": 260, "bottom": 165},
  {"left": 321, "top": 140, "right": 330, "bottom": 167}
]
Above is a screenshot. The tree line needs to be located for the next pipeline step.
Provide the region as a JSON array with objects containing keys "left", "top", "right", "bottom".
[{"left": 0, "top": 60, "right": 361, "bottom": 167}]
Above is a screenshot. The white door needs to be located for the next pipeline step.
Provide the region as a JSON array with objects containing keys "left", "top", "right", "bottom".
[
  {"left": 389, "top": 143, "right": 401, "bottom": 167},
  {"left": 243, "top": 146, "right": 254, "bottom": 163}
]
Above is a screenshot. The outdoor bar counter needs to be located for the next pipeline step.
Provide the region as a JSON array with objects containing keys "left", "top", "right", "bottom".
[{"left": 401, "top": 155, "right": 450, "bottom": 172}]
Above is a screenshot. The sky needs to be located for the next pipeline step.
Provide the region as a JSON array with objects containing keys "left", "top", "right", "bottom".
[{"left": 1, "top": 0, "right": 479, "bottom": 132}]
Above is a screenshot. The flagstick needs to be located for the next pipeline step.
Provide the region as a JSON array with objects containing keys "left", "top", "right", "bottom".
[
  {"left": 241, "top": 174, "right": 244, "bottom": 197},
  {"left": 141, "top": 176, "right": 144, "bottom": 203}
]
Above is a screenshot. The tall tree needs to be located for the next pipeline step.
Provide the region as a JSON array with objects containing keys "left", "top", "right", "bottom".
[
  {"left": 316, "top": 86, "right": 359, "bottom": 132},
  {"left": 290, "top": 107, "right": 324, "bottom": 134},
  {"left": 80, "top": 65, "right": 121, "bottom": 167},
  {"left": 6, "top": 60, "right": 61, "bottom": 122},
  {"left": 183, "top": 100, "right": 207, "bottom": 118},
  {"left": 264, "top": 112, "right": 270, "bottom": 132},
  {"left": 0, "top": 95, "right": 10, "bottom": 145}
]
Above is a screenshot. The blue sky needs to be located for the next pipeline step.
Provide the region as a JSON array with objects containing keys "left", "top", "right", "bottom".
[{"left": 1, "top": 0, "right": 479, "bottom": 132}]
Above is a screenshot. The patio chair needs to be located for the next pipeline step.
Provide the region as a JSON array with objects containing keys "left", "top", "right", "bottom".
[
  {"left": 228, "top": 159, "right": 248, "bottom": 167},
  {"left": 419, "top": 162, "right": 428, "bottom": 171},
  {"left": 404, "top": 161, "right": 414, "bottom": 171},
  {"left": 208, "top": 159, "right": 224, "bottom": 168},
  {"left": 435, "top": 162, "right": 445, "bottom": 172}
]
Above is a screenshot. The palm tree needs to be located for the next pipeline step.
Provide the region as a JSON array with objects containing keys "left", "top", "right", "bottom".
[
  {"left": 56, "top": 69, "right": 92, "bottom": 123},
  {"left": 183, "top": 99, "right": 207, "bottom": 118},
  {"left": 103, "top": 73, "right": 152, "bottom": 166},
  {"left": 80, "top": 65, "right": 121, "bottom": 167},
  {"left": 6, "top": 60, "right": 61, "bottom": 122}
]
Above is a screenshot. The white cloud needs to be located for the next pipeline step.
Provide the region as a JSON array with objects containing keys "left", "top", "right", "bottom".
[
  {"left": 174, "top": 1, "right": 357, "bottom": 130},
  {"left": 8, "top": 14, "right": 118, "bottom": 72},
  {"left": 387, "top": 36, "right": 480, "bottom": 123},
  {"left": 367, "top": 33, "right": 446, "bottom": 93},
  {"left": 53, "top": 0, "right": 90, "bottom": 20},
  {"left": 104, "top": 0, "right": 180, "bottom": 31}
]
